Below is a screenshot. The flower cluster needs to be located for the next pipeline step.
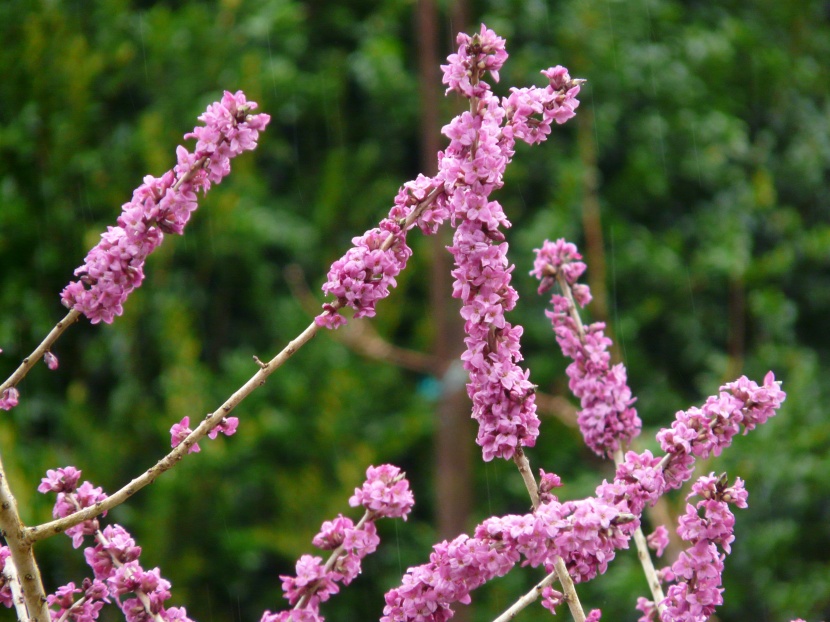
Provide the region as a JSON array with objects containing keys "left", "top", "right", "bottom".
[
  {"left": 382, "top": 373, "right": 784, "bottom": 622},
  {"left": 39, "top": 466, "right": 108, "bottom": 548},
  {"left": 39, "top": 467, "right": 193, "bottom": 622},
  {"left": 61, "top": 91, "right": 270, "bottom": 325},
  {"left": 656, "top": 371, "right": 785, "bottom": 488},
  {"left": 381, "top": 488, "right": 634, "bottom": 622},
  {"left": 440, "top": 30, "right": 581, "bottom": 463},
  {"left": 315, "top": 25, "right": 582, "bottom": 464},
  {"left": 532, "top": 239, "right": 642, "bottom": 457},
  {"left": 262, "top": 465, "right": 414, "bottom": 622},
  {"left": 637, "top": 475, "right": 748, "bottom": 622},
  {"left": 46, "top": 579, "right": 110, "bottom": 622},
  {"left": 314, "top": 174, "right": 449, "bottom": 329},
  {"left": 170, "top": 414, "right": 239, "bottom": 453},
  {"left": 348, "top": 464, "right": 415, "bottom": 519}
]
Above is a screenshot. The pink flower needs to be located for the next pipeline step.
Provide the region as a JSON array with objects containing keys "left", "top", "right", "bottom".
[
  {"left": 280, "top": 555, "right": 339, "bottom": 608},
  {"left": 170, "top": 416, "right": 200, "bottom": 453},
  {"left": 647, "top": 525, "right": 670, "bottom": 558},
  {"left": 38, "top": 466, "right": 82, "bottom": 493},
  {"left": 0, "top": 387, "right": 19, "bottom": 411},
  {"left": 44, "top": 350, "right": 59, "bottom": 370},
  {"left": 207, "top": 416, "right": 239, "bottom": 439}
]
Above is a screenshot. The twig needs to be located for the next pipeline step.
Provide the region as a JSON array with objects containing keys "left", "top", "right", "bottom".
[
  {"left": 491, "top": 568, "right": 558, "bottom": 622},
  {"left": 27, "top": 185, "right": 443, "bottom": 543},
  {"left": 0, "top": 309, "right": 81, "bottom": 393}
]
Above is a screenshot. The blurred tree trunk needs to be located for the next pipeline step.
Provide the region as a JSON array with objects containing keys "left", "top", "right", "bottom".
[{"left": 418, "top": 0, "right": 473, "bottom": 543}]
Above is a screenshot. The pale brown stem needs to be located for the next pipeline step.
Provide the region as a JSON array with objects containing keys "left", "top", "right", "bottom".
[
  {"left": 0, "top": 455, "right": 50, "bottom": 622},
  {"left": 491, "top": 568, "right": 558, "bottom": 622},
  {"left": 1, "top": 309, "right": 81, "bottom": 393}
]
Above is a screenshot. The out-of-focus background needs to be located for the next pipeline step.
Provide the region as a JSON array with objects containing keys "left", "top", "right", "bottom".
[{"left": 1, "top": 1, "right": 828, "bottom": 620}]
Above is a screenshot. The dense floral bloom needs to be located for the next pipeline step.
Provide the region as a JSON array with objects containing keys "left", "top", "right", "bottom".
[
  {"left": 438, "top": 30, "right": 582, "bottom": 463},
  {"left": 44, "top": 477, "right": 109, "bottom": 549},
  {"left": 46, "top": 580, "right": 111, "bottom": 622},
  {"left": 315, "top": 174, "right": 448, "bottom": 329},
  {"left": 533, "top": 239, "right": 641, "bottom": 457},
  {"left": 348, "top": 464, "right": 415, "bottom": 520},
  {"left": 639, "top": 475, "right": 749, "bottom": 622},
  {"left": 61, "top": 91, "right": 270, "bottom": 324},
  {"left": 382, "top": 374, "right": 784, "bottom": 622}
]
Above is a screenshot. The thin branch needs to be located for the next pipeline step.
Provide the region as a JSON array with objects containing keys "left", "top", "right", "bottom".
[
  {"left": 1, "top": 309, "right": 81, "bottom": 393},
  {"left": 491, "top": 568, "right": 558, "bottom": 622}
]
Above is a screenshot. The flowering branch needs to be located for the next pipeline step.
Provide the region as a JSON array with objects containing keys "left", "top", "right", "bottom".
[
  {"left": 263, "top": 465, "right": 415, "bottom": 622},
  {"left": 533, "top": 239, "right": 669, "bottom": 611},
  {"left": 25, "top": 318, "right": 319, "bottom": 543}
]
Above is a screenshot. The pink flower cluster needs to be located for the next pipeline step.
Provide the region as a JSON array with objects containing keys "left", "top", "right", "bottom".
[
  {"left": 170, "top": 414, "right": 239, "bottom": 453},
  {"left": 315, "top": 25, "right": 582, "bottom": 464},
  {"left": 348, "top": 464, "right": 415, "bottom": 519},
  {"left": 532, "top": 239, "right": 642, "bottom": 457},
  {"left": 61, "top": 91, "right": 270, "bottom": 324},
  {"left": 45, "top": 578, "right": 110, "bottom": 622},
  {"left": 262, "top": 465, "right": 414, "bottom": 622},
  {"left": 440, "top": 29, "right": 581, "bottom": 462},
  {"left": 39, "top": 467, "right": 193, "bottom": 622},
  {"left": 637, "top": 475, "right": 748, "bottom": 622},
  {"left": 382, "top": 373, "right": 784, "bottom": 622},
  {"left": 314, "top": 172, "right": 451, "bottom": 329}
]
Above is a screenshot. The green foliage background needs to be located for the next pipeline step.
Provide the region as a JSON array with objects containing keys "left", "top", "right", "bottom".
[{"left": 1, "top": 1, "right": 828, "bottom": 621}]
